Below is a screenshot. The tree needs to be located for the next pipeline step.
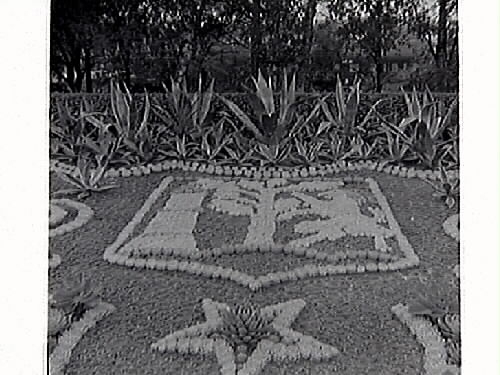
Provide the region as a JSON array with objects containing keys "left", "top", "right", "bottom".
[
  {"left": 248, "top": 0, "right": 318, "bottom": 86},
  {"left": 50, "top": 0, "right": 106, "bottom": 92},
  {"left": 325, "top": 0, "right": 412, "bottom": 92},
  {"left": 137, "top": 0, "right": 246, "bottom": 87},
  {"left": 409, "top": 0, "right": 458, "bottom": 91}
]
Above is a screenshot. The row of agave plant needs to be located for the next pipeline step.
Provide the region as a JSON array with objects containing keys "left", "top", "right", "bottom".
[{"left": 50, "top": 70, "right": 459, "bottom": 202}]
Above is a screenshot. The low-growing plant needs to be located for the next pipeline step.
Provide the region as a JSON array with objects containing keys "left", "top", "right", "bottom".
[
  {"left": 347, "top": 135, "right": 380, "bottom": 161},
  {"left": 423, "top": 166, "right": 459, "bottom": 209},
  {"left": 252, "top": 140, "right": 294, "bottom": 166},
  {"left": 223, "top": 131, "right": 256, "bottom": 166},
  {"left": 197, "top": 117, "right": 236, "bottom": 163},
  {"left": 50, "top": 99, "right": 103, "bottom": 163},
  {"left": 219, "top": 70, "right": 323, "bottom": 165},
  {"left": 442, "top": 122, "right": 459, "bottom": 169},
  {"left": 48, "top": 306, "right": 70, "bottom": 353},
  {"left": 318, "top": 133, "right": 352, "bottom": 162},
  {"left": 54, "top": 153, "right": 117, "bottom": 199},
  {"left": 209, "top": 304, "right": 280, "bottom": 354},
  {"left": 291, "top": 120, "right": 330, "bottom": 166},
  {"left": 382, "top": 129, "right": 413, "bottom": 164},
  {"left": 159, "top": 133, "right": 199, "bottom": 161},
  {"left": 50, "top": 274, "right": 102, "bottom": 322},
  {"left": 48, "top": 275, "right": 102, "bottom": 354},
  {"left": 293, "top": 137, "right": 324, "bottom": 166}
]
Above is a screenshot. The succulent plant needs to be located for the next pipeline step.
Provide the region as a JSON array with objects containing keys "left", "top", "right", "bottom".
[
  {"left": 409, "top": 297, "right": 460, "bottom": 366},
  {"left": 50, "top": 274, "right": 101, "bottom": 322},
  {"left": 210, "top": 304, "right": 280, "bottom": 354},
  {"left": 436, "top": 313, "right": 460, "bottom": 340},
  {"left": 435, "top": 312, "right": 461, "bottom": 365},
  {"left": 423, "top": 166, "right": 459, "bottom": 209},
  {"left": 445, "top": 336, "right": 461, "bottom": 366},
  {"left": 48, "top": 307, "right": 70, "bottom": 337}
]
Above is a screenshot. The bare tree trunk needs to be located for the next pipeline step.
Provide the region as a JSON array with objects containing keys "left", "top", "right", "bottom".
[
  {"left": 375, "top": 61, "right": 384, "bottom": 92},
  {"left": 75, "top": 68, "right": 84, "bottom": 92},
  {"left": 250, "top": 0, "right": 263, "bottom": 77},
  {"left": 301, "top": 0, "right": 318, "bottom": 90},
  {"left": 84, "top": 47, "right": 93, "bottom": 93},
  {"left": 374, "top": 0, "right": 384, "bottom": 92},
  {"left": 66, "top": 60, "right": 75, "bottom": 92},
  {"left": 436, "top": 0, "right": 448, "bottom": 68}
]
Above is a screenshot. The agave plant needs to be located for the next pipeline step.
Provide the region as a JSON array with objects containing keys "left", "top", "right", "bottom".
[
  {"left": 423, "top": 166, "right": 460, "bottom": 209},
  {"left": 107, "top": 80, "right": 152, "bottom": 140},
  {"left": 291, "top": 120, "right": 331, "bottom": 166},
  {"left": 48, "top": 307, "right": 70, "bottom": 337},
  {"left": 319, "top": 77, "right": 382, "bottom": 160},
  {"left": 377, "top": 88, "right": 458, "bottom": 169},
  {"left": 154, "top": 75, "right": 215, "bottom": 137},
  {"left": 382, "top": 129, "right": 413, "bottom": 164},
  {"left": 223, "top": 131, "right": 256, "bottom": 167},
  {"left": 292, "top": 137, "right": 324, "bottom": 166},
  {"left": 442, "top": 121, "right": 459, "bottom": 169},
  {"left": 50, "top": 274, "right": 101, "bottom": 322},
  {"left": 219, "top": 70, "right": 323, "bottom": 165},
  {"left": 54, "top": 153, "right": 117, "bottom": 199},
  {"left": 197, "top": 117, "right": 236, "bottom": 163},
  {"left": 347, "top": 135, "right": 380, "bottom": 161},
  {"left": 210, "top": 304, "right": 280, "bottom": 354},
  {"left": 48, "top": 306, "right": 70, "bottom": 354},
  {"left": 50, "top": 99, "right": 102, "bottom": 163},
  {"left": 102, "top": 80, "right": 171, "bottom": 165},
  {"left": 159, "top": 132, "right": 199, "bottom": 161}
]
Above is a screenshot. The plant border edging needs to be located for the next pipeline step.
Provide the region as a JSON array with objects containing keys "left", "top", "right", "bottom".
[{"left": 50, "top": 159, "right": 457, "bottom": 182}]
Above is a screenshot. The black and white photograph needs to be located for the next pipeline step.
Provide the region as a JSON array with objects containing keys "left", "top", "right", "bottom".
[{"left": 0, "top": 0, "right": 498, "bottom": 374}]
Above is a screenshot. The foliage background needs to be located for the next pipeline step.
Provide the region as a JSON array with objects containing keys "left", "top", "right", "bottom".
[{"left": 50, "top": 0, "right": 459, "bottom": 93}]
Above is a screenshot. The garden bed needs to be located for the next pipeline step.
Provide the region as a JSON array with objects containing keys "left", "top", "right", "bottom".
[{"left": 49, "top": 167, "right": 459, "bottom": 375}]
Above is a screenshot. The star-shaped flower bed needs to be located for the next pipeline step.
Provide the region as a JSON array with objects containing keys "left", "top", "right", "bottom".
[
  {"left": 152, "top": 298, "right": 338, "bottom": 375},
  {"left": 48, "top": 276, "right": 115, "bottom": 375},
  {"left": 104, "top": 176, "right": 419, "bottom": 289}
]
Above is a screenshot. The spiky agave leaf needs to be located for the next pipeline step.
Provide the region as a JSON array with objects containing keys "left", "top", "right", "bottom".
[
  {"left": 110, "top": 80, "right": 132, "bottom": 138},
  {"left": 218, "top": 95, "right": 264, "bottom": 141},
  {"left": 252, "top": 70, "right": 275, "bottom": 115},
  {"left": 213, "top": 304, "right": 279, "bottom": 350}
]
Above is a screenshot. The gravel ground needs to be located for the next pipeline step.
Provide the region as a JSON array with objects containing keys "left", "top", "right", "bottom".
[{"left": 49, "top": 170, "right": 459, "bottom": 375}]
